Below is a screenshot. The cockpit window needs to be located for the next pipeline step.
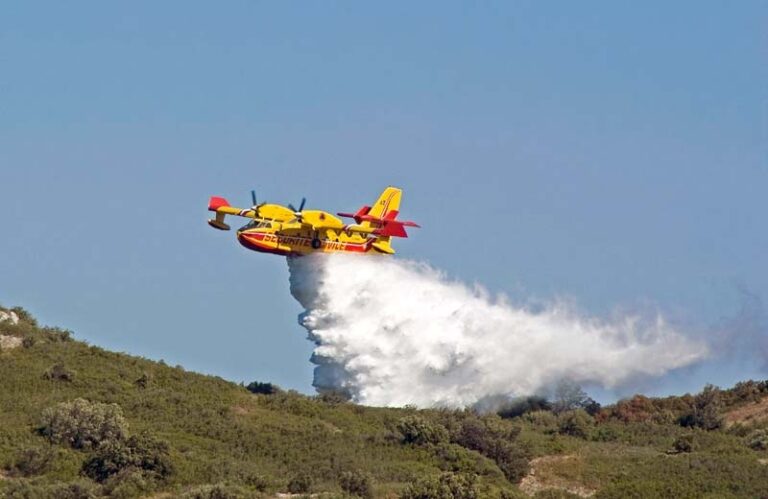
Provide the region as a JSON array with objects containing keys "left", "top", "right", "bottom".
[{"left": 240, "top": 220, "right": 272, "bottom": 231}]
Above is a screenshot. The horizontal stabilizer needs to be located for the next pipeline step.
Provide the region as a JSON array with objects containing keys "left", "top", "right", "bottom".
[
  {"left": 337, "top": 206, "right": 371, "bottom": 224},
  {"left": 208, "top": 196, "right": 230, "bottom": 211}
]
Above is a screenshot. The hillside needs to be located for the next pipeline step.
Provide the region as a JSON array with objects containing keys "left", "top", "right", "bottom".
[{"left": 1, "top": 306, "right": 768, "bottom": 498}]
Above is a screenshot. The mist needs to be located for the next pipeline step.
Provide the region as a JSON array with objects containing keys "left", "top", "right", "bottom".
[{"left": 288, "top": 254, "right": 710, "bottom": 408}]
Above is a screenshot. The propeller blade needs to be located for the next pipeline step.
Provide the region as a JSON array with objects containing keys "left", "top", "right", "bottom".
[
  {"left": 288, "top": 203, "right": 297, "bottom": 212},
  {"left": 251, "top": 190, "right": 257, "bottom": 206},
  {"left": 298, "top": 197, "right": 306, "bottom": 211}
]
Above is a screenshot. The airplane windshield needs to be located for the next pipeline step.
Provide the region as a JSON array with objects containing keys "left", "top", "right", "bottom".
[{"left": 240, "top": 220, "right": 271, "bottom": 231}]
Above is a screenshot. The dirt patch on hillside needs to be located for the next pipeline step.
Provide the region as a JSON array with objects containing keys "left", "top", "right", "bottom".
[
  {"left": 0, "top": 335, "right": 23, "bottom": 350},
  {"left": 724, "top": 397, "right": 768, "bottom": 427},
  {"left": 519, "top": 454, "right": 596, "bottom": 497}
]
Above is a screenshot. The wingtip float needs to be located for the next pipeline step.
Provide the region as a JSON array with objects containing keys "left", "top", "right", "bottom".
[{"left": 207, "top": 186, "right": 419, "bottom": 256}]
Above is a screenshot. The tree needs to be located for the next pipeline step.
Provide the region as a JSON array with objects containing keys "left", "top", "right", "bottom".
[{"left": 552, "top": 379, "right": 594, "bottom": 414}]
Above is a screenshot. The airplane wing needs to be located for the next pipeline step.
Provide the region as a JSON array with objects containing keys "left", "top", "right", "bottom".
[
  {"left": 296, "top": 210, "right": 345, "bottom": 230},
  {"left": 207, "top": 197, "right": 295, "bottom": 230}
]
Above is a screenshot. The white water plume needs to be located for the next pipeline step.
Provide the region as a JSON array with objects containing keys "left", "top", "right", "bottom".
[{"left": 288, "top": 254, "right": 709, "bottom": 408}]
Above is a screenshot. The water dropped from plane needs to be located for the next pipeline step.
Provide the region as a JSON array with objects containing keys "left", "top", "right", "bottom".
[{"left": 287, "top": 254, "right": 709, "bottom": 407}]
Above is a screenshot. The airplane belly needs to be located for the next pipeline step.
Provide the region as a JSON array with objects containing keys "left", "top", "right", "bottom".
[{"left": 238, "top": 231, "right": 374, "bottom": 256}]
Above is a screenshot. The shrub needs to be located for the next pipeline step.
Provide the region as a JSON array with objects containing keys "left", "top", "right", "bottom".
[
  {"left": 180, "top": 484, "right": 250, "bottom": 499},
  {"left": 522, "top": 410, "right": 558, "bottom": 431},
  {"left": 600, "top": 395, "right": 657, "bottom": 423},
  {"left": 557, "top": 410, "right": 593, "bottom": 439},
  {"left": 45, "top": 327, "right": 73, "bottom": 342},
  {"left": 746, "top": 429, "right": 768, "bottom": 451},
  {"left": 82, "top": 432, "right": 173, "bottom": 482},
  {"left": 135, "top": 372, "right": 152, "bottom": 389},
  {"left": 3, "top": 480, "right": 98, "bottom": 499},
  {"left": 9, "top": 445, "right": 56, "bottom": 476},
  {"left": 102, "top": 469, "right": 153, "bottom": 499},
  {"left": 591, "top": 425, "right": 620, "bottom": 442},
  {"left": 432, "top": 443, "right": 485, "bottom": 475},
  {"left": 671, "top": 434, "right": 695, "bottom": 453},
  {"left": 452, "top": 417, "right": 528, "bottom": 482},
  {"left": 318, "top": 389, "right": 352, "bottom": 404},
  {"left": 398, "top": 416, "right": 449, "bottom": 446},
  {"left": 679, "top": 384, "right": 723, "bottom": 430},
  {"left": 239, "top": 470, "right": 269, "bottom": 491},
  {"left": 400, "top": 472, "right": 478, "bottom": 499},
  {"left": 287, "top": 472, "right": 313, "bottom": 494},
  {"left": 44, "top": 363, "right": 76, "bottom": 382},
  {"left": 339, "top": 470, "right": 374, "bottom": 498},
  {"left": 22, "top": 335, "right": 36, "bottom": 348},
  {"left": 39, "top": 398, "right": 128, "bottom": 449},
  {"left": 245, "top": 381, "right": 281, "bottom": 395}
]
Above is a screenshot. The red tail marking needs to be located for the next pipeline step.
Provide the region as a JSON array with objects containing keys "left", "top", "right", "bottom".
[{"left": 208, "top": 196, "right": 230, "bottom": 211}]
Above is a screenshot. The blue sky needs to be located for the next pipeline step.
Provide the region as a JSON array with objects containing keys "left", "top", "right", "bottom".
[{"left": 2, "top": 2, "right": 766, "bottom": 398}]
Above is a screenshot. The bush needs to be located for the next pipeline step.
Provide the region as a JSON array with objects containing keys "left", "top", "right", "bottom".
[
  {"left": 557, "top": 410, "right": 593, "bottom": 439},
  {"left": 671, "top": 434, "right": 695, "bottom": 453},
  {"left": 3, "top": 480, "right": 97, "bottom": 499},
  {"left": 318, "top": 389, "right": 352, "bottom": 405},
  {"left": 746, "top": 429, "right": 768, "bottom": 451},
  {"left": 180, "top": 484, "right": 251, "bottom": 499},
  {"left": 9, "top": 445, "right": 56, "bottom": 476},
  {"left": 82, "top": 432, "right": 173, "bottom": 482},
  {"left": 400, "top": 472, "right": 478, "bottom": 499},
  {"left": 239, "top": 470, "right": 269, "bottom": 491},
  {"left": 591, "top": 425, "right": 620, "bottom": 442},
  {"left": 287, "top": 472, "right": 313, "bottom": 493},
  {"left": 22, "top": 335, "right": 36, "bottom": 348},
  {"left": 398, "top": 416, "right": 449, "bottom": 446},
  {"left": 679, "top": 384, "right": 723, "bottom": 430},
  {"left": 245, "top": 381, "right": 281, "bottom": 395},
  {"left": 522, "top": 410, "right": 558, "bottom": 431},
  {"left": 452, "top": 417, "right": 528, "bottom": 482},
  {"left": 135, "top": 372, "right": 152, "bottom": 389},
  {"left": 339, "top": 470, "right": 374, "bottom": 498},
  {"left": 102, "top": 469, "right": 153, "bottom": 499},
  {"left": 39, "top": 398, "right": 128, "bottom": 449},
  {"left": 44, "top": 363, "right": 76, "bottom": 382}
]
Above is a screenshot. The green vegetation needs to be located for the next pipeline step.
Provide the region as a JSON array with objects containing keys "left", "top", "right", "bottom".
[{"left": 1, "top": 304, "right": 768, "bottom": 498}]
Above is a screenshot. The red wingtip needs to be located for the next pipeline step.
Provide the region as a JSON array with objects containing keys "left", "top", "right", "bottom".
[{"left": 208, "top": 196, "right": 230, "bottom": 211}]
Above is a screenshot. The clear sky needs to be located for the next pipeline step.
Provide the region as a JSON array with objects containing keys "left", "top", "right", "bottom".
[{"left": 2, "top": 2, "right": 766, "bottom": 398}]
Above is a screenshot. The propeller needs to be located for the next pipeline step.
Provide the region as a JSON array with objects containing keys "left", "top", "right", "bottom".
[
  {"left": 287, "top": 197, "right": 307, "bottom": 221},
  {"left": 250, "top": 190, "right": 265, "bottom": 215}
]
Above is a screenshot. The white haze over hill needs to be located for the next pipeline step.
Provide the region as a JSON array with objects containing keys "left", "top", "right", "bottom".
[{"left": 288, "top": 254, "right": 710, "bottom": 408}]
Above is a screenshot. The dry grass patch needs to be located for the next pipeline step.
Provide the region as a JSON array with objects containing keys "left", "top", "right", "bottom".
[
  {"left": 519, "top": 454, "right": 596, "bottom": 497},
  {"left": 723, "top": 396, "right": 768, "bottom": 427}
]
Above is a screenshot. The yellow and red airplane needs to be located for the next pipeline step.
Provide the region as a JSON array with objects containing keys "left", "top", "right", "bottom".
[{"left": 207, "top": 186, "right": 419, "bottom": 256}]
